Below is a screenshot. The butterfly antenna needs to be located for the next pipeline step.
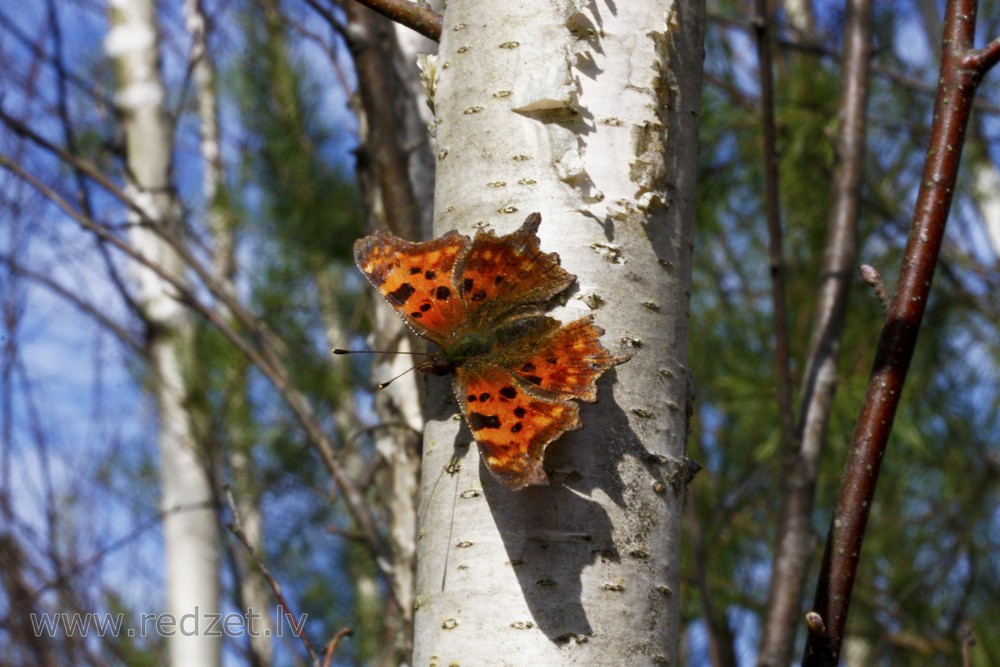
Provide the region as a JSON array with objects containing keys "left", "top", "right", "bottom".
[
  {"left": 332, "top": 348, "right": 432, "bottom": 389},
  {"left": 375, "top": 360, "right": 428, "bottom": 390},
  {"left": 332, "top": 348, "right": 430, "bottom": 356}
]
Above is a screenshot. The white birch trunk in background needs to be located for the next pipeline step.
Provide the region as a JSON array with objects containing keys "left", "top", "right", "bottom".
[
  {"left": 973, "top": 161, "right": 1000, "bottom": 259},
  {"left": 182, "top": 0, "right": 274, "bottom": 661},
  {"left": 413, "top": 1, "right": 703, "bottom": 663},
  {"left": 106, "top": 2, "right": 221, "bottom": 665}
]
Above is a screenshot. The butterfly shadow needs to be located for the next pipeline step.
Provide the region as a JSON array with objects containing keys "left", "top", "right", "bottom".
[
  {"left": 477, "top": 373, "right": 656, "bottom": 644},
  {"left": 481, "top": 470, "right": 614, "bottom": 642}
]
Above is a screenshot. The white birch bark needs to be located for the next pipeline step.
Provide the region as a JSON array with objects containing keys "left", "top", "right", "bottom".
[
  {"left": 182, "top": 0, "right": 275, "bottom": 662},
  {"left": 781, "top": 0, "right": 815, "bottom": 36},
  {"left": 106, "top": 2, "right": 220, "bottom": 665},
  {"left": 973, "top": 159, "right": 1000, "bottom": 260},
  {"left": 413, "top": 1, "right": 703, "bottom": 663}
]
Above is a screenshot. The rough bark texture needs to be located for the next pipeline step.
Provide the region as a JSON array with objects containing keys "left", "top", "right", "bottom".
[
  {"left": 412, "top": 1, "right": 703, "bottom": 663},
  {"left": 106, "top": 1, "right": 221, "bottom": 665}
]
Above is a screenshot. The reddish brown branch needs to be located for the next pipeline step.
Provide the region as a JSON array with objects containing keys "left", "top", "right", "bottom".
[
  {"left": 322, "top": 628, "right": 355, "bottom": 667},
  {"left": 348, "top": 0, "right": 441, "bottom": 42},
  {"left": 803, "top": 1, "right": 998, "bottom": 664}
]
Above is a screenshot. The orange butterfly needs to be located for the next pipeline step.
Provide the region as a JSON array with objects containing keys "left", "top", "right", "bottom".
[{"left": 354, "top": 213, "right": 626, "bottom": 489}]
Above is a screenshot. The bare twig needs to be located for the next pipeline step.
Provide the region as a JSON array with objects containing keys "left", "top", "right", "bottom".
[
  {"left": 707, "top": 11, "right": 1000, "bottom": 116},
  {"left": 858, "top": 264, "right": 890, "bottom": 313},
  {"left": 0, "top": 134, "right": 399, "bottom": 605},
  {"left": 758, "top": 0, "right": 874, "bottom": 663},
  {"left": 961, "top": 627, "right": 977, "bottom": 667},
  {"left": 224, "top": 487, "right": 319, "bottom": 664},
  {"left": 751, "top": 0, "right": 796, "bottom": 460},
  {"left": 322, "top": 627, "right": 354, "bottom": 667},
  {"left": 803, "top": 1, "right": 1000, "bottom": 664},
  {"left": 343, "top": 1, "right": 425, "bottom": 239}
]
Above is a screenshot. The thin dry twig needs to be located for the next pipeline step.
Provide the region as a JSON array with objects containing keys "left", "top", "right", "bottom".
[
  {"left": 858, "top": 264, "right": 890, "bottom": 314},
  {"left": 322, "top": 627, "right": 354, "bottom": 667},
  {"left": 0, "top": 113, "right": 399, "bottom": 605},
  {"left": 224, "top": 487, "right": 320, "bottom": 664},
  {"left": 758, "top": 0, "right": 874, "bottom": 663},
  {"left": 751, "top": 0, "right": 796, "bottom": 457},
  {"left": 803, "top": 1, "right": 1000, "bottom": 664}
]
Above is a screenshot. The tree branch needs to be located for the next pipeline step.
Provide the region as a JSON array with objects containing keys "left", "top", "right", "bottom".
[
  {"left": 804, "top": 1, "right": 998, "bottom": 664},
  {"left": 758, "top": 0, "right": 874, "bottom": 663},
  {"left": 346, "top": 0, "right": 441, "bottom": 41},
  {"left": 751, "top": 0, "right": 795, "bottom": 464},
  {"left": 224, "top": 487, "right": 320, "bottom": 664},
  {"left": 0, "top": 141, "right": 401, "bottom": 608}
]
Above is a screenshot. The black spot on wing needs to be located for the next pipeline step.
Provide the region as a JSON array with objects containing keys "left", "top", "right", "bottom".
[
  {"left": 469, "top": 412, "right": 501, "bottom": 430},
  {"left": 387, "top": 283, "right": 416, "bottom": 306}
]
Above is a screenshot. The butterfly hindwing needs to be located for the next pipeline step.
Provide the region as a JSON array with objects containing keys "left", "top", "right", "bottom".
[
  {"left": 455, "top": 363, "right": 581, "bottom": 490},
  {"left": 499, "top": 315, "right": 626, "bottom": 402}
]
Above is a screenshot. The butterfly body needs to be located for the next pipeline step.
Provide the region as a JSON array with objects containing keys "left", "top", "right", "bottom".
[{"left": 354, "top": 213, "right": 626, "bottom": 490}]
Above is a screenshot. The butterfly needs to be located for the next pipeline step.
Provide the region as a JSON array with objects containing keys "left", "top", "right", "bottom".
[{"left": 353, "top": 213, "right": 626, "bottom": 490}]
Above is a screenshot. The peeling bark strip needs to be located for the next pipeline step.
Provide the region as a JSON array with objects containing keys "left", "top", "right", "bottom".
[{"left": 414, "top": 1, "right": 704, "bottom": 664}]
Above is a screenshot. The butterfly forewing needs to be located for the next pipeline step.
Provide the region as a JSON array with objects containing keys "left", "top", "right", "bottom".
[
  {"left": 354, "top": 230, "right": 470, "bottom": 344},
  {"left": 457, "top": 213, "right": 574, "bottom": 329}
]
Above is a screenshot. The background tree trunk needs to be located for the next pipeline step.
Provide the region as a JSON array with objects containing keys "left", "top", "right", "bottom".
[
  {"left": 106, "top": 2, "right": 221, "bottom": 665},
  {"left": 412, "top": 1, "right": 704, "bottom": 662},
  {"left": 344, "top": 2, "right": 440, "bottom": 661},
  {"left": 758, "top": 0, "right": 873, "bottom": 663}
]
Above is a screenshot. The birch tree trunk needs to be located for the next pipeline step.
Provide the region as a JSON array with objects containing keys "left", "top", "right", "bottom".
[
  {"left": 412, "top": 1, "right": 704, "bottom": 663},
  {"left": 182, "top": 0, "right": 274, "bottom": 662},
  {"left": 106, "top": 2, "right": 221, "bottom": 665}
]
